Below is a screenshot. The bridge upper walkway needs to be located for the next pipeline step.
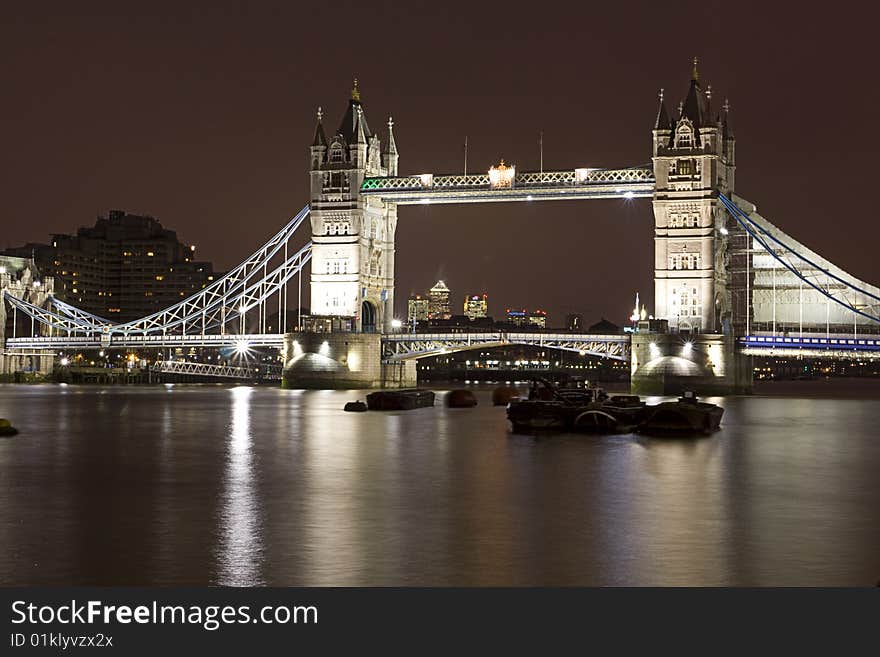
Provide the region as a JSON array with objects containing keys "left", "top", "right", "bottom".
[{"left": 360, "top": 167, "right": 655, "bottom": 204}]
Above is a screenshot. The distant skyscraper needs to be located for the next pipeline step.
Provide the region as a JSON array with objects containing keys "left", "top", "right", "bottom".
[
  {"left": 528, "top": 309, "right": 548, "bottom": 328},
  {"left": 463, "top": 293, "right": 488, "bottom": 319},
  {"left": 407, "top": 294, "right": 429, "bottom": 323},
  {"left": 506, "top": 308, "right": 547, "bottom": 328},
  {"left": 428, "top": 280, "right": 451, "bottom": 319},
  {"left": 566, "top": 313, "right": 583, "bottom": 331}
]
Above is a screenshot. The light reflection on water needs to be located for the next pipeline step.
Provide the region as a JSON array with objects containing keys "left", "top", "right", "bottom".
[
  {"left": 216, "top": 386, "right": 263, "bottom": 586},
  {"left": 0, "top": 382, "right": 879, "bottom": 586}
]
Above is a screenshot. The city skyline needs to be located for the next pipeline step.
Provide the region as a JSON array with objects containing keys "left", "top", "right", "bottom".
[{"left": 4, "top": 2, "right": 878, "bottom": 326}]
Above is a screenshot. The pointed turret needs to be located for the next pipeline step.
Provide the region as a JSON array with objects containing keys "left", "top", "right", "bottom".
[
  {"left": 337, "top": 78, "right": 371, "bottom": 144},
  {"left": 680, "top": 57, "right": 709, "bottom": 130},
  {"left": 383, "top": 116, "right": 399, "bottom": 175},
  {"left": 721, "top": 98, "right": 733, "bottom": 140},
  {"left": 312, "top": 106, "right": 327, "bottom": 147},
  {"left": 310, "top": 106, "right": 328, "bottom": 170},
  {"left": 654, "top": 89, "right": 671, "bottom": 130},
  {"left": 354, "top": 106, "right": 368, "bottom": 145}
]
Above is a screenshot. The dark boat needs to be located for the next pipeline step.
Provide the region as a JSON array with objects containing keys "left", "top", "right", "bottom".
[
  {"left": 637, "top": 391, "right": 724, "bottom": 435},
  {"left": 366, "top": 389, "right": 435, "bottom": 411},
  {"left": 343, "top": 400, "right": 368, "bottom": 412},
  {"left": 507, "top": 378, "right": 623, "bottom": 433},
  {"left": 572, "top": 395, "right": 648, "bottom": 432},
  {"left": 0, "top": 419, "right": 19, "bottom": 437},
  {"left": 507, "top": 400, "right": 571, "bottom": 431},
  {"left": 446, "top": 389, "right": 478, "bottom": 408}
]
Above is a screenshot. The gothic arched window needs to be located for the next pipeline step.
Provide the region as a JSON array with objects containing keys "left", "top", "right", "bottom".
[{"left": 675, "top": 122, "right": 694, "bottom": 148}]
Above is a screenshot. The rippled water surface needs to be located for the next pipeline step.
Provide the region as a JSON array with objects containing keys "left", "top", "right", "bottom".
[{"left": 1, "top": 382, "right": 879, "bottom": 586}]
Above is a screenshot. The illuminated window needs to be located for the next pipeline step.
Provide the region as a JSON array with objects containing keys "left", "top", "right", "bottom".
[
  {"left": 147, "top": 252, "right": 154, "bottom": 257},
  {"left": 155, "top": 275, "right": 164, "bottom": 281}
]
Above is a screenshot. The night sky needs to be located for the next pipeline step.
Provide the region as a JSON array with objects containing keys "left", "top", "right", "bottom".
[{"left": 3, "top": 1, "right": 878, "bottom": 326}]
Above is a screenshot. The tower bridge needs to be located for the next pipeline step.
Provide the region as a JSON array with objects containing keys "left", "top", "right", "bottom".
[{"left": 3, "top": 64, "right": 879, "bottom": 391}]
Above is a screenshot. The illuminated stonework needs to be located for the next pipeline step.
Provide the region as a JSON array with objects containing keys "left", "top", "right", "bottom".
[
  {"left": 308, "top": 86, "right": 399, "bottom": 331},
  {"left": 652, "top": 68, "right": 735, "bottom": 334}
]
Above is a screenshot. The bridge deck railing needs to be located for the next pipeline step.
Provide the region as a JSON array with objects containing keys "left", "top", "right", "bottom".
[{"left": 361, "top": 167, "right": 655, "bottom": 193}]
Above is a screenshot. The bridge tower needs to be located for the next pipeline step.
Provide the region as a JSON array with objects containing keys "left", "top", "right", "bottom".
[
  {"left": 308, "top": 80, "right": 399, "bottom": 333},
  {"left": 652, "top": 59, "right": 737, "bottom": 335}
]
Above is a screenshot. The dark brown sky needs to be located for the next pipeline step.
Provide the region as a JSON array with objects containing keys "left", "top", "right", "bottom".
[{"left": 3, "top": 1, "right": 878, "bottom": 326}]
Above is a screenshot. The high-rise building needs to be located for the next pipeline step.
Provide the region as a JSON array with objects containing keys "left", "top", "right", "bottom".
[
  {"left": 463, "top": 293, "right": 488, "bottom": 319},
  {"left": 428, "top": 280, "right": 451, "bottom": 319},
  {"left": 528, "top": 309, "right": 547, "bottom": 328},
  {"left": 407, "top": 294, "right": 429, "bottom": 323},
  {"left": 2, "top": 210, "right": 216, "bottom": 322},
  {"left": 506, "top": 308, "right": 547, "bottom": 328}
]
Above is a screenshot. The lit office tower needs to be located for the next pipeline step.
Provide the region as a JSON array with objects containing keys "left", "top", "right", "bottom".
[
  {"left": 428, "top": 280, "right": 452, "bottom": 319},
  {"left": 528, "top": 309, "right": 548, "bottom": 328},
  {"left": 463, "top": 293, "right": 488, "bottom": 319},
  {"left": 407, "top": 294, "right": 429, "bottom": 323},
  {"left": 506, "top": 308, "right": 548, "bottom": 328}
]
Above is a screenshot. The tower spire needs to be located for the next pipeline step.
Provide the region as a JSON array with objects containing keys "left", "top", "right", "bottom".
[
  {"left": 351, "top": 77, "right": 360, "bottom": 102},
  {"left": 354, "top": 105, "right": 367, "bottom": 144},
  {"left": 312, "top": 105, "right": 327, "bottom": 147},
  {"left": 654, "top": 88, "right": 671, "bottom": 130},
  {"left": 692, "top": 56, "right": 699, "bottom": 81},
  {"left": 384, "top": 116, "right": 397, "bottom": 154}
]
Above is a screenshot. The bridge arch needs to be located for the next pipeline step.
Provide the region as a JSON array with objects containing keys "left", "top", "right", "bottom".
[
  {"left": 380, "top": 333, "right": 630, "bottom": 362},
  {"left": 361, "top": 300, "right": 377, "bottom": 333}
]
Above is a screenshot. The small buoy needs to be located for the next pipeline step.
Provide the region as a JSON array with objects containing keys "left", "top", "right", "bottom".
[
  {"left": 344, "top": 400, "right": 368, "bottom": 413},
  {"left": 0, "top": 418, "right": 19, "bottom": 437},
  {"left": 446, "top": 389, "right": 478, "bottom": 408}
]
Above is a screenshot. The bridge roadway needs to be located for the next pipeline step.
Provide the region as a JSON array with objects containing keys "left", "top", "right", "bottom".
[
  {"left": 6, "top": 331, "right": 880, "bottom": 361},
  {"left": 359, "top": 167, "right": 655, "bottom": 204}
]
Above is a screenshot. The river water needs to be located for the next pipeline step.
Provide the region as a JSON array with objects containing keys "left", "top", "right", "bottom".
[{"left": 1, "top": 381, "right": 878, "bottom": 586}]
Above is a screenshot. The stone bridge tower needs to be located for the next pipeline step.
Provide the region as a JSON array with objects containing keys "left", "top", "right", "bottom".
[
  {"left": 652, "top": 60, "right": 736, "bottom": 334},
  {"left": 308, "top": 80, "right": 399, "bottom": 333}
]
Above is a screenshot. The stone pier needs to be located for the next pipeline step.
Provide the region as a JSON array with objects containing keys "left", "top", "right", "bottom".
[
  {"left": 281, "top": 332, "right": 416, "bottom": 389},
  {"left": 630, "top": 333, "right": 752, "bottom": 396}
]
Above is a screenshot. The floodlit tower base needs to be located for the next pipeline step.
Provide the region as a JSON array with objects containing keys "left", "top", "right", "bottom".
[
  {"left": 630, "top": 333, "right": 752, "bottom": 396},
  {"left": 281, "top": 332, "right": 416, "bottom": 389}
]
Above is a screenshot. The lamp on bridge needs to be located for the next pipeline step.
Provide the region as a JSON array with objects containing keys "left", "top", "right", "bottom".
[{"left": 489, "top": 160, "right": 515, "bottom": 189}]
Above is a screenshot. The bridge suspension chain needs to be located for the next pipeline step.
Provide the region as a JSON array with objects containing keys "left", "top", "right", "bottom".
[
  {"left": 4, "top": 205, "right": 313, "bottom": 339},
  {"left": 720, "top": 194, "right": 880, "bottom": 324}
]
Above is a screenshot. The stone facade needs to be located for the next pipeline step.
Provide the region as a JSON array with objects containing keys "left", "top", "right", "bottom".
[
  {"left": 308, "top": 81, "right": 399, "bottom": 333},
  {"left": 652, "top": 62, "right": 737, "bottom": 334},
  {"left": 630, "top": 333, "right": 752, "bottom": 395},
  {"left": 281, "top": 331, "right": 416, "bottom": 389}
]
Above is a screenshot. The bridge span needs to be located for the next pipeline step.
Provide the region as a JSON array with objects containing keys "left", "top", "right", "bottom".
[{"left": 3, "top": 64, "right": 880, "bottom": 390}]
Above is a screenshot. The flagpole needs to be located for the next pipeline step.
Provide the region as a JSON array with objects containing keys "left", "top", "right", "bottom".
[
  {"left": 464, "top": 136, "right": 468, "bottom": 176},
  {"left": 539, "top": 131, "right": 543, "bottom": 174}
]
